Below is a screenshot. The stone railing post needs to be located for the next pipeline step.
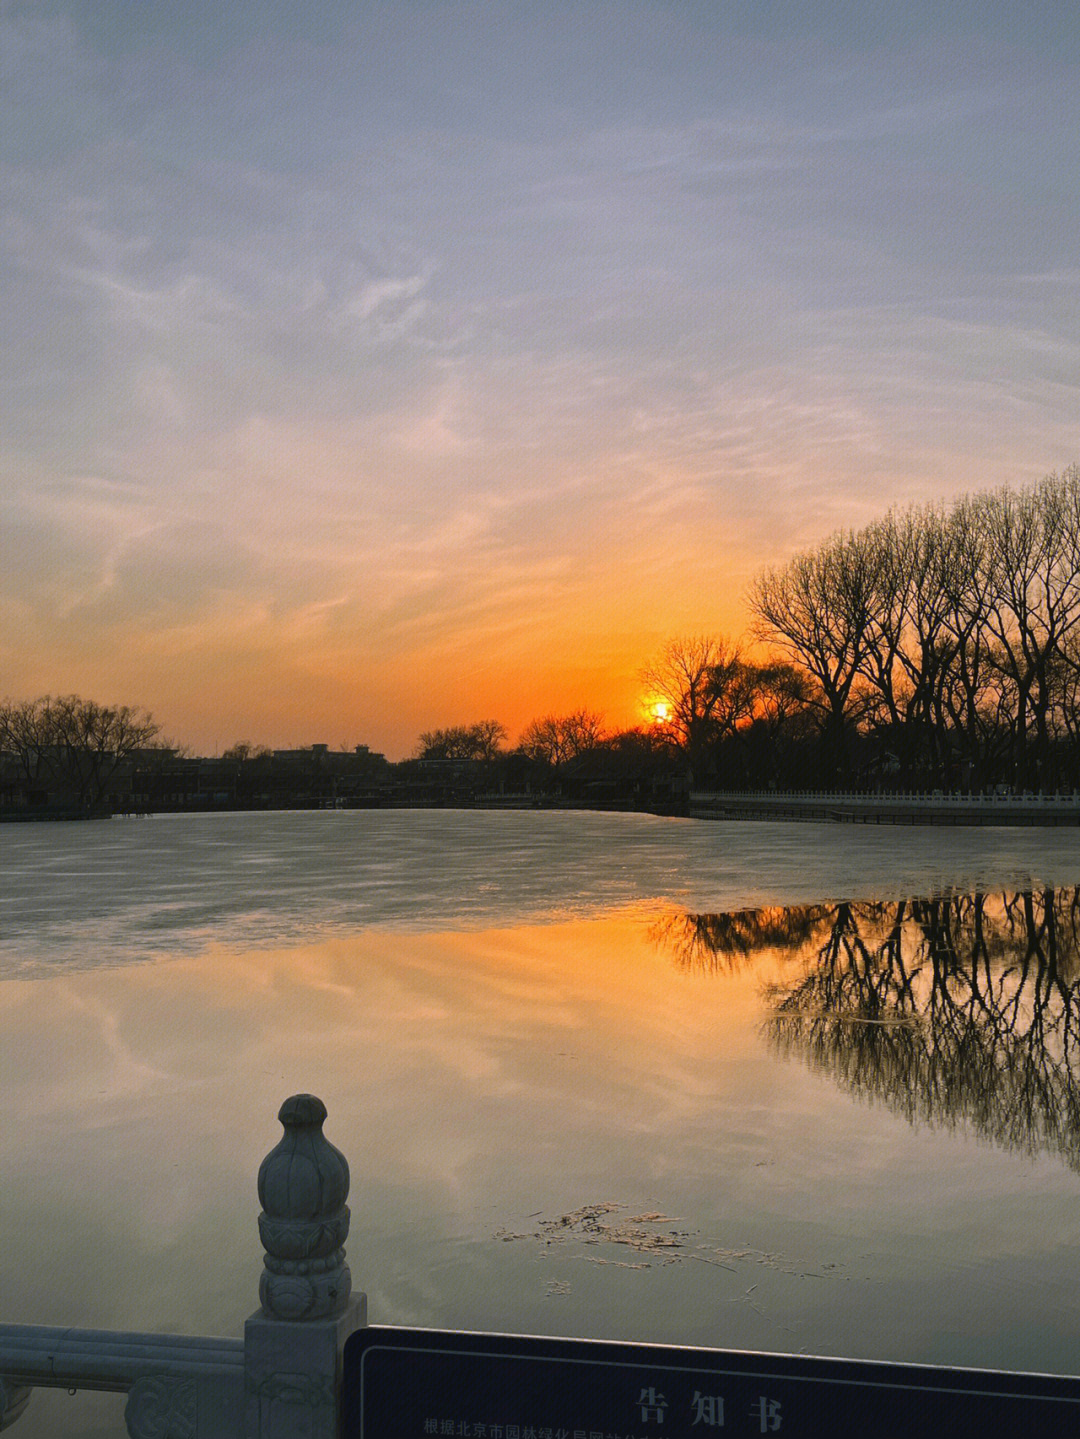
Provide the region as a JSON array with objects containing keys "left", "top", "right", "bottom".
[
  {"left": 243, "top": 1095, "right": 366, "bottom": 1439},
  {"left": 0, "top": 1094, "right": 364, "bottom": 1439}
]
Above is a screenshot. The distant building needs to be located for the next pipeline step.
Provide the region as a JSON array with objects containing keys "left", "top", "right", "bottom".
[{"left": 125, "top": 743, "right": 390, "bottom": 814}]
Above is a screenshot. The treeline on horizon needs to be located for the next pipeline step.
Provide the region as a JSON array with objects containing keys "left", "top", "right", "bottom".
[
  {"left": 6, "top": 467, "right": 1080, "bottom": 807},
  {"left": 423, "top": 466, "right": 1080, "bottom": 793}
]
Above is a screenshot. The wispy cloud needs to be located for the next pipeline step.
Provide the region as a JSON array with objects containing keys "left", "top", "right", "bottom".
[{"left": 1, "top": 2, "right": 1077, "bottom": 751}]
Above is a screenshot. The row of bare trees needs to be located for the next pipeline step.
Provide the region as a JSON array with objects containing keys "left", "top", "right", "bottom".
[
  {"left": 416, "top": 720, "right": 508, "bottom": 762},
  {"left": 748, "top": 467, "right": 1080, "bottom": 789},
  {"left": 417, "top": 710, "right": 609, "bottom": 771},
  {"left": 0, "top": 694, "right": 161, "bottom": 810},
  {"left": 640, "top": 636, "right": 813, "bottom": 787},
  {"left": 415, "top": 469, "right": 1080, "bottom": 795}
]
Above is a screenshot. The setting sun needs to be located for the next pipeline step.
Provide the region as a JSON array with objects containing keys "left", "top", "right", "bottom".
[{"left": 647, "top": 700, "right": 672, "bottom": 725}]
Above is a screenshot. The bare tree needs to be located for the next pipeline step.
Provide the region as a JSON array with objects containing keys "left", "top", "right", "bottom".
[
  {"left": 0, "top": 694, "right": 160, "bottom": 810},
  {"left": 932, "top": 495, "right": 1005, "bottom": 784},
  {"left": 640, "top": 636, "right": 755, "bottom": 785},
  {"left": 744, "top": 468, "right": 1080, "bottom": 790},
  {"left": 470, "top": 719, "right": 509, "bottom": 760},
  {"left": 751, "top": 660, "right": 814, "bottom": 729},
  {"left": 855, "top": 505, "right": 983, "bottom": 781},
  {"left": 222, "top": 741, "right": 272, "bottom": 761},
  {"left": 748, "top": 533, "right": 875, "bottom": 780},
  {"left": 977, "top": 470, "right": 1080, "bottom": 786},
  {"left": 518, "top": 710, "right": 605, "bottom": 770},
  {"left": 417, "top": 721, "right": 507, "bottom": 761}
]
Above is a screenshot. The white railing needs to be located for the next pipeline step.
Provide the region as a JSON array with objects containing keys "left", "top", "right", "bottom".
[
  {"left": 691, "top": 790, "right": 1080, "bottom": 807},
  {"left": 0, "top": 1329, "right": 244, "bottom": 1437},
  {"left": 0, "top": 1095, "right": 365, "bottom": 1439}
]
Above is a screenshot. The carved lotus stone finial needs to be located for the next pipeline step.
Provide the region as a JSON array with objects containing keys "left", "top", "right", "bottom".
[{"left": 257, "top": 1094, "right": 352, "bottom": 1320}]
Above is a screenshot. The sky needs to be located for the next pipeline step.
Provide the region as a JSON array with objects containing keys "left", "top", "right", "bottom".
[{"left": 2, "top": 1, "right": 1079, "bottom": 758}]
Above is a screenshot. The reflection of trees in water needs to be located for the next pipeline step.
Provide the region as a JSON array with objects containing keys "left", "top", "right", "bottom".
[
  {"left": 649, "top": 905, "right": 835, "bottom": 974},
  {"left": 654, "top": 889, "right": 1080, "bottom": 1171}
]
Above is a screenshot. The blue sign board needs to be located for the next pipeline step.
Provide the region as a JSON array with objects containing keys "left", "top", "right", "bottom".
[{"left": 342, "top": 1326, "right": 1080, "bottom": 1438}]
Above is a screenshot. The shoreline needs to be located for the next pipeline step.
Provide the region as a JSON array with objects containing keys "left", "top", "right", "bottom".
[{"left": 7, "top": 791, "right": 1080, "bottom": 827}]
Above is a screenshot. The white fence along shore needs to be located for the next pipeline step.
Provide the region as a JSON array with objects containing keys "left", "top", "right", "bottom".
[{"left": 689, "top": 790, "right": 1080, "bottom": 825}]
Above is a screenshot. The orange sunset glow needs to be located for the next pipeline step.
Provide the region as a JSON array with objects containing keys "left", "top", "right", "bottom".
[{"left": 4, "top": 6, "right": 1077, "bottom": 759}]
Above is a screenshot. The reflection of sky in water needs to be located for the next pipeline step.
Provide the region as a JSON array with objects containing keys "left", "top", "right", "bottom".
[
  {"left": 5, "top": 815, "right": 1080, "bottom": 1436},
  {"left": 6, "top": 809, "right": 1080, "bottom": 972}
]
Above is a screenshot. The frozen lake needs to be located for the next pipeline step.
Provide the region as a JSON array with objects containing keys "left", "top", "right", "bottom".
[
  {"left": 5, "top": 807, "right": 1080, "bottom": 972},
  {"left": 3, "top": 809, "right": 1080, "bottom": 1436}
]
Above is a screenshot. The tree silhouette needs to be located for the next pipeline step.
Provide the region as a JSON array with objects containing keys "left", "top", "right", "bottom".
[
  {"left": 518, "top": 710, "right": 605, "bottom": 770},
  {"left": 0, "top": 694, "right": 160, "bottom": 810},
  {"left": 640, "top": 636, "right": 755, "bottom": 785},
  {"left": 417, "top": 720, "right": 507, "bottom": 761}
]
